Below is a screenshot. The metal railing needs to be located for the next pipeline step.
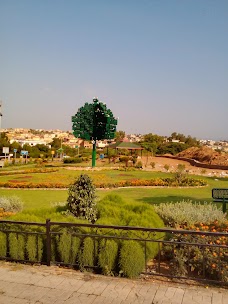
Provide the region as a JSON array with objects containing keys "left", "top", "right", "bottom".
[{"left": 0, "top": 219, "right": 227, "bottom": 285}]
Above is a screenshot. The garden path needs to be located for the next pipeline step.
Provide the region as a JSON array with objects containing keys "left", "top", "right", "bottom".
[{"left": 0, "top": 262, "right": 227, "bottom": 304}]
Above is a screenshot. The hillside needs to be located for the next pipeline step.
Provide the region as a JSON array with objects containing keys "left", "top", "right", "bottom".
[{"left": 176, "top": 146, "right": 228, "bottom": 166}]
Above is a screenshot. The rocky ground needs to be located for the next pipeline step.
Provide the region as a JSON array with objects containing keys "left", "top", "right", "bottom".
[
  {"left": 176, "top": 146, "right": 228, "bottom": 166},
  {"left": 141, "top": 156, "right": 228, "bottom": 177}
]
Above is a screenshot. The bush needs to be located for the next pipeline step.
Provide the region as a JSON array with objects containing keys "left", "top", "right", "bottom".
[
  {"left": 58, "top": 229, "right": 81, "bottom": 264},
  {"left": 167, "top": 221, "right": 228, "bottom": 282},
  {"left": 164, "top": 164, "right": 170, "bottom": 172},
  {"left": 26, "top": 235, "right": 43, "bottom": 262},
  {"left": 174, "top": 164, "right": 187, "bottom": 183},
  {"left": 155, "top": 200, "right": 228, "bottom": 282},
  {"left": 79, "top": 237, "right": 98, "bottom": 270},
  {"left": 119, "top": 241, "right": 145, "bottom": 278},
  {"left": 150, "top": 162, "right": 155, "bottom": 169},
  {"left": 0, "top": 196, "right": 23, "bottom": 212},
  {"left": 154, "top": 200, "right": 227, "bottom": 228},
  {"left": 98, "top": 239, "right": 119, "bottom": 275},
  {"left": 97, "top": 195, "right": 164, "bottom": 261},
  {"left": 135, "top": 161, "right": 143, "bottom": 169},
  {"left": 119, "top": 156, "right": 129, "bottom": 163},
  {"left": 63, "top": 157, "right": 82, "bottom": 164},
  {"left": 9, "top": 233, "right": 25, "bottom": 260},
  {"left": 0, "top": 232, "right": 7, "bottom": 257},
  {"left": 67, "top": 174, "right": 97, "bottom": 223}
]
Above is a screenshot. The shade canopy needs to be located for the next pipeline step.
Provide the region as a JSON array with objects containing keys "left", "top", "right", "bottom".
[{"left": 108, "top": 140, "right": 143, "bottom": 151}]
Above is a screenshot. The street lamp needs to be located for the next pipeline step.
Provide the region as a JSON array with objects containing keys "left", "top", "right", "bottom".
[{"left": 0, "top": 101, "right": 3, "bottom": 139}]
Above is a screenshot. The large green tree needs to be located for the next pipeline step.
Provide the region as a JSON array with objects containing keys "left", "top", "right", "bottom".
[{"left": 72, "top": 98, "right": 117, "bottom": 167}]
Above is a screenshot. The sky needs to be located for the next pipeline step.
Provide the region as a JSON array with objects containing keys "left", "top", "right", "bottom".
[{"left": 0, "top": 0, "right": 228, "bottom": 140}]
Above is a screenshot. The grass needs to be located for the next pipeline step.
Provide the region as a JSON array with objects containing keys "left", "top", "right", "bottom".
[
  {"left": 0, "top": 189, "right": 68, "bottom": 210},
  {"left": 0, "top": 168, "right": 172, "bottom": 186},
  {"left": 0, "top": 174, "right": 227, "bottom": 212},
  {"left": 0, "top": 163, "right": 228, "bottom": 214}
]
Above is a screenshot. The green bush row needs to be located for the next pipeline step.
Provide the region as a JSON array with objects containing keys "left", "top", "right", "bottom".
[
  {"left": 0, "top": 229, "right": 150, "bottom": 278},
  {"left": 54, "top": 233, "right": 147, "bottom": 278},
  {"left": 0, "top": 231, "right": 43, "bottom": 262}
]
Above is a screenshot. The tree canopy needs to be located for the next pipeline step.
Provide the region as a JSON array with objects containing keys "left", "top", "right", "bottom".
[{"left": 72, "top": 98, "right": 117, "bottom": 141}]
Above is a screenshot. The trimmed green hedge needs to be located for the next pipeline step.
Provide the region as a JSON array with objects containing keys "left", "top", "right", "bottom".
[
  {"left": 98, "top": 239, "right": 119, "bottom": 275},
  {"left": 119, "top": 241, "right": 145, "bottom": 278}
]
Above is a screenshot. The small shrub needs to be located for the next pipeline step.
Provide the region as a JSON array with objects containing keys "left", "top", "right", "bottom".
[
  {"left": 164, "top": 164, "right": 170, "bottom": 172},
  {"left": 0, "top": 232, "right": 7, "bottom": 257},
  {"left": 135, "top": 161, "right": 143, "bottom": 169},
  {"left": 0, "top": 196, "right": 23, "bottom": 213},
  {"left": 26, "top": 235, "right": 43, "bottom": 262},
  {"left": 98, "top": 239, "right": 119, "bottom": 275},
  {"left": 9, "top": 233, "right": 25, "bottom": 260},
  {"left": 119, "top": 241, "right": 145, "bottom": 278},
  {"left": 67, "top": 174, "right": 97, "bottom": 223},
  {"left": 63, "top": 157, "right": 82, "bottom": 164},
  {"left": 174, "top": 164, "right": 187, "bottom": 183},
  {"left": 58, "top": 229, "right": 80, "bottom": 264},
  {"left": 150, "top": 162, "right": 155, "bottom": 169},
  {"left": 79, "top": 237, "right": 97, "bottom": 270},
  {"left": 119, "top": 156, "right": 129, "bottom": 163}
]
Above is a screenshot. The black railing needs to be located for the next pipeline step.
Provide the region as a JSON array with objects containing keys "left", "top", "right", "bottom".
[{"left": 0, "top": 219, "right": 227, "bottom": 285}]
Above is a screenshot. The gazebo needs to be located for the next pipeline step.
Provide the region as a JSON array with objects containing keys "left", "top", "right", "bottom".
[{"left": 107, "top": 138, "right": 143, "bottom": 157}]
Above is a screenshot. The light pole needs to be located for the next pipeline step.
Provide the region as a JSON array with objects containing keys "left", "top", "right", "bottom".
[{"left": 0, "top": 101, "right": 2, "bottom": 139}]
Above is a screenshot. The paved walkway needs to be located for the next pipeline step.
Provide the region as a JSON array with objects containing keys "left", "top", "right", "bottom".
[{"left": 0, "top": 262, "right": 227, "bottom": 304}]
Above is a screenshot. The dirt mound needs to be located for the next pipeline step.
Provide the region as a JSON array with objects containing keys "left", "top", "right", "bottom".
[{"left": 176, "top": 146, "right": 228, "bottom": 166}]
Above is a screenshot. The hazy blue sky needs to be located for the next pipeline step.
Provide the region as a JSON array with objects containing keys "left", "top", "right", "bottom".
[{"left": 0, "top": 0, "right": 227, "bottom": 140}]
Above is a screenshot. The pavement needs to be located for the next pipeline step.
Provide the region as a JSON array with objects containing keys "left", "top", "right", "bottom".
[{"left": 0, "top": 262, "right": 227, "bottom": 304}]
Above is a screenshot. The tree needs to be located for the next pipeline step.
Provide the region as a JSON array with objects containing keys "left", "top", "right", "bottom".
[
  {"left": 115, "top": 130, "right": 125, "bottom": 141},
  {"left": 174, "top": 164, "right": 187, "bottom": 184},
  {"left": 106, "top": 148, "right": 117, "bottom": 164},
  {"left": 168, "top": 132, "right": 199, "bottom": 147},
  {"left": 71, "top": 98, "right": 117, "bottom": 167},
  {"left": 50, "top": 137, "right": 62, "bottom": 149},
  {"left": 157, "top": 142, "right": 188, "bottom": 155},
  {"left": 0, "top": 133, "right": 10, "bottom": 153},
  {"left": 140, "top": 133, "right": 164, "bottom": 155},
  {"left": 67, "top": 174, "right": 97, "bottom": 223},
  {"left": 143, "top": 133, "right": 164, "bottom": 144}
]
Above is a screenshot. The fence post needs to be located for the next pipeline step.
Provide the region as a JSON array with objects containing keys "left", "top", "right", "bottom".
[
  {"left": 222, "top": 197, "right": 226, "bottom": 213},
  {"left": 46, "top": 219, "right": 51, "bottom": 266}
]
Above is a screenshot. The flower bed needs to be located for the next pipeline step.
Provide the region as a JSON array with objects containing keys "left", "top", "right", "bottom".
[
  {"left": 155, "top": 200, "right": 228, "bottom": 282},
  {"left": 0, "top": 177, "right": 207, "bottom": 189}
]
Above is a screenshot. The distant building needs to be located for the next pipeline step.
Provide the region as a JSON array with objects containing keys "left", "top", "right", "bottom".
[{"left": 10, "top": 139, "right": 49, "bottom": 147}]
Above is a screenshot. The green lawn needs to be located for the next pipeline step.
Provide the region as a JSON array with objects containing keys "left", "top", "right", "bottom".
[
  {"left": 0, "top": 168, "right": 172, "bottom": 186},
  {"left": 0, "top": 173, "right": 227, "bottom": 211}
]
